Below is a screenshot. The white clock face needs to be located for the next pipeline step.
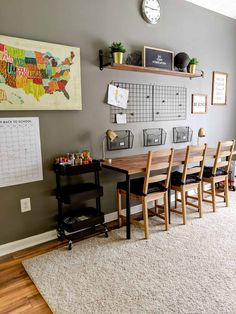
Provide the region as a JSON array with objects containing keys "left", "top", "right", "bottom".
[{"left": 142, "top": 0, "right": 161, "bottom": 24}]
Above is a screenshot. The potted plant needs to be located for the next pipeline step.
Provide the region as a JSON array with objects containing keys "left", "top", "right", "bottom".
[
  {"left": 109, "top": 42, "right": 127, "bottom": 64},
  {"left": 187, "top": 58, "right": 199, "bottom": 74}
]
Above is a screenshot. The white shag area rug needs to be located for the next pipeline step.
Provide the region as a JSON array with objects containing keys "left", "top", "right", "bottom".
[{"left": 23, "top": 194, "right": 236, "bottom": 314}]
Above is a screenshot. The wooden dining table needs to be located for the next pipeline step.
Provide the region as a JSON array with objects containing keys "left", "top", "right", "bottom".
[{"left": 102, "top": 147, "right": 236, "bottom": 239}]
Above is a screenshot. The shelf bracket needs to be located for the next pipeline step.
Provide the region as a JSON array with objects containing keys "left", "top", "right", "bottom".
[
  {"left": 189, "top": 70, "right": 204, "bottom": 80},
  {"left": 99, "top": 49, "right": 111, "bottom": 71}
]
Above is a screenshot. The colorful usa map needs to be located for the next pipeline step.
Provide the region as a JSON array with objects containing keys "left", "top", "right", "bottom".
[
  {"left": 0, "top": 35, "right": 82, "bottom": 110},
  {"left": 0, "top": 43, "right": 75, "bottom": 101}
]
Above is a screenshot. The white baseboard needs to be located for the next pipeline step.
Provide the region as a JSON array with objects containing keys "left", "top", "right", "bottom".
[
  {"left": 0, "top": 188, "right": 209, "bottom": 257},
  {"left": 0, "top": 230, "right": 57, "bottom": 257},
  {"left": 0, "top": 205, "right": 142, "bottom": 257}
]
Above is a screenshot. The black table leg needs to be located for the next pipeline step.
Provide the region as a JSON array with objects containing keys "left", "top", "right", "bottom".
[
  {"left": 168, "top": 186, "right": 171, "bottom": 224},
  {"left": 126, "top": 173, "right": 131, "bottom": 239}
]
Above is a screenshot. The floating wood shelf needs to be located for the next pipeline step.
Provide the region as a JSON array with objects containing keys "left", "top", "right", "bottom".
[{"left": 103, "top": 63, "right": 204, "bottom": 79}]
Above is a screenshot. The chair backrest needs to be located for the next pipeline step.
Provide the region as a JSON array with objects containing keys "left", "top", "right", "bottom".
[
  {"left": 143, "top": 148, "right": 174, "bottom": 194},
  {"left": 212, "top": 140, "right": 235, "bottom": 175},
  {"left": 181, "top": 144, "right": 207, "bottom": 184}
]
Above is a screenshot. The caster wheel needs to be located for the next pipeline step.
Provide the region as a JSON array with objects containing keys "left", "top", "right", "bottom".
[
  {"left": 57, "top": 234, "right": 63, "bottom": 240},
  {"left": 68, "top": 240, "right": 72, "bottom": 250},
  {"left": 103, "top": 224, "right": 109, "bottom": 238},
  {"left": 57, "top": 230, "right": 65, "bottom": 241}
]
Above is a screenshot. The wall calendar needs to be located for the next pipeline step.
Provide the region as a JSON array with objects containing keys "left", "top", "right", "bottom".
[{"left": 0, "top": 117, "right": 43, "bottom": 187}]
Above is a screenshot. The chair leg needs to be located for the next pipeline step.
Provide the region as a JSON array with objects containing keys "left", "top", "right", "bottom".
[
  {"left": 198, "top": 183, "right": 203, "bottom": 218},
  {"left": 142, "top": 198, "right": 149, "bottom": 239},
  {"left": 155, "top": 200, "right": 158, "bottom": 214},
  {"left": 185, "top": 191, "right": 188, "bottom": 203},
  {"left": 175, "top": 190, "right": 178, "bottom": 209},
  {"left": 225, "top": 176, "right": 229, "bottom": 207},
  {"left": 211, "top": 181, "right": 216, "bottom": 212},
  {"left": 117, "top": 189, "right": 123, "bottom": 227},
  {"left": 201, "top": 181, "right": 204, "bottom": 198},
  {"left": 181, "top": 189, "right": 187, "bottom": 225},
  {"left": 163, "top": 192, "right": 169, "bottom": 231}
]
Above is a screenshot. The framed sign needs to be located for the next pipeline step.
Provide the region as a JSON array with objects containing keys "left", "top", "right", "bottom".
[
  {"left": 192, "top": 94, "right": 207, "bottom": 114},
  {"left": 142, "top": 46, "right": 174, "bottom": 70},
  {"left": 212, "top": 71, "right": 228, "bottom": 105}
]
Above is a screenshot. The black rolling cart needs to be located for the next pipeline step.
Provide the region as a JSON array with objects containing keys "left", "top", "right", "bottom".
[{"left": 54, "top": 160, "right": 108, "bottom": 250}]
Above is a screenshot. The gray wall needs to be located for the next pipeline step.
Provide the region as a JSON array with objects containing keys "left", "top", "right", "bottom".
[{"left": 0, "top": 0, "right": 236, "bottom": 244}]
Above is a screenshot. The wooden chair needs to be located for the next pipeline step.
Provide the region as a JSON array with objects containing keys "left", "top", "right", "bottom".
[
  {"left": 202, "top": 140, "right": 235, "bottom": 212},
  {"left": 170, "top": 144, "right": 207, "bottom": 224},
  {"left": 117, "top": 149, "right": 174, "bottom": 239}
]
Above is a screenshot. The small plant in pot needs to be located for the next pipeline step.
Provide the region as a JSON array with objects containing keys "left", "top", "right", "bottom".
[
  {"left": 109, "top": 42, "right": 127, "bottom": 64},
  {"left": 187, "top": 58, "right": 199, "bottom": 74}
]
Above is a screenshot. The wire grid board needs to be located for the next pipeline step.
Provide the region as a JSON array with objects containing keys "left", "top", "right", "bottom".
[
  {"left": 0, "top": 117, "right": 43, "bottom": 188},
  {"left": 110, "top": 82, "right": 187, "bottom": 123}
]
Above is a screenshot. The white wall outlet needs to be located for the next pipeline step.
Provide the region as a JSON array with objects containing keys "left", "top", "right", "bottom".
[{"left": 20, "top": 198, "right": 31, "bottom": 213}]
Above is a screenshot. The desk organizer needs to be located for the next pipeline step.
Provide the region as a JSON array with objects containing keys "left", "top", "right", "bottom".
[
  {"left": 107, "top": 130, "right": 134, "bottom": 150},
  {"left": 173, "top": 127, "right": 193, "bottom": 143},
  {"left": 143, "top": 128, "right": 167, "bottom": 146}
]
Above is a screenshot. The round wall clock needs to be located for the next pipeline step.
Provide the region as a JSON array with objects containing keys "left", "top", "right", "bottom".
[{"left": 142, "top": 0, "right": 161, "bottom": 24}]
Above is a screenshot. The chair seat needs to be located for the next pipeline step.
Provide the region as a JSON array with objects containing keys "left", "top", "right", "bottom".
[
  {"left": 203, "top": 166, "right": 228, "bottom": 178},
  {"left": 117, "top": 177, "right": 166, "bottom": 196},
  {"left": 171, "top": 171, "right": 201, "bottom": 186}
]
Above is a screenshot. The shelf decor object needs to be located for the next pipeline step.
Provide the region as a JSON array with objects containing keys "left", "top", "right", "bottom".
[
  {"left": 173, "top": 126, "right": 193, "bottom": 143},
  {"left": 109, "top": 42, "right": 127, "bottom": 64},
  {"left": 174, "top": 52, "right": 190, "bottom": 72},
  {"left": 187, "top": 58, "right": 199, "bottom": 74},
  {"left": 212, "top": 71, "right": 228, "bottom": 105},
  {"left": 142, "top": 46, "right": 174, "bottom": 70},
  {"left": 107, "top": 130, "right": 134, "bottom": 151},
  {"left": 143, "top": 128, "right": 167, "bottom": 146},
  {"left": 191, "top": 94, "right": 207, "bottom": 114}
]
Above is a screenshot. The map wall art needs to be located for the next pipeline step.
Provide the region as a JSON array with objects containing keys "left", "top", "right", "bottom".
[{"left": 0, "top": 35, "right": 82, "bottom": 110}]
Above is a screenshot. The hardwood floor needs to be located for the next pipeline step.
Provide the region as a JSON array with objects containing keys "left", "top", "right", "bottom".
[
  {"left": 0, "top": 222, "right": 117, "bottom": 314},
  {"left": 0, "top": 239, "right": 63, "bottom": 314}
]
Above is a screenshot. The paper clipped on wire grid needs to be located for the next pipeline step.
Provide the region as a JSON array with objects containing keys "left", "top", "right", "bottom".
[
  {"left": 107, "top": 84, "right": 129, "bottom": 109},
  {"left": 116, "top": 113, "right": 127, "bottom": 124}
]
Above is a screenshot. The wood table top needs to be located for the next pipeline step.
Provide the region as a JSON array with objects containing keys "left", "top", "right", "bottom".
[{"left": 102, "top": 147, "right": 236, "bottom": 175}]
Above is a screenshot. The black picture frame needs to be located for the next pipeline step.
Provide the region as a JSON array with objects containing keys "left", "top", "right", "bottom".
[{"left": 142, "top": 46, "right": 174, "bottom": 70}]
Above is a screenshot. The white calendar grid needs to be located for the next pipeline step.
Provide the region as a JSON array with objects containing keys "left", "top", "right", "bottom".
[{"left": 0, "top": 117, "right": 43, "bottom": 187}]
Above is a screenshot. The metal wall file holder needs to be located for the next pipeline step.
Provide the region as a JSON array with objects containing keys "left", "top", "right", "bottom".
[
  {"left": 173, "top": 127, "right": 193, "bottom": 143},
  {"left": 143, "top": 128, "right": 167, "bottom": 147},
  {"left": 107, "top": 130, "right": 134, "bottom": 151}
]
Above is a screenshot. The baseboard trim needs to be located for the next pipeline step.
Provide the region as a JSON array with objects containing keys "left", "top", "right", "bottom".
[
  {"left": 0, "top": 230, "right": 58, "bottom": 257},
  {"left": 0, "top": 205, "right": 143, "bottom": 257},
  {"left": 0, "top": 188, "right": 209, "bottom": 257}
]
